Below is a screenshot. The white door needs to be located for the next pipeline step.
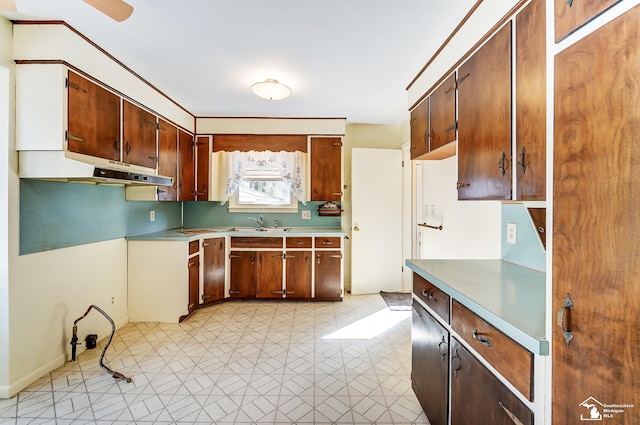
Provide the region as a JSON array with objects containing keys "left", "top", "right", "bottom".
[{"left": 351, "top": 148, "right": 403, "bottom": 294}]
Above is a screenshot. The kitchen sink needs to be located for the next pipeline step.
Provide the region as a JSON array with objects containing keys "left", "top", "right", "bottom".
[{"left": 232, "top": 227, "right": 291, "bottom": 232}]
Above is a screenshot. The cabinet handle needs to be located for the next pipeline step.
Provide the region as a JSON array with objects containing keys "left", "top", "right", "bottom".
[
  {"left": 457, "top": 72, "right": 471, "bottom": 86},
  {"left": 517, "top": 146, "right": 526, "bottom": 174},
  {"left": 295, "top": 241, "right": 304, "bottom": 245},
  {"left": 219, "top": 241, "right": 223, "bottom": 251},
  {"left": 271, "top": 290, "right": 284, "bottom": 294},
  {"left": 251, "top": 254, "right": 255, "bottom": 264},
  {"left": 125, "top": 141, "right": 131, "bottom": 155},
  {"left": 67, "top": 81, "right": 87, "bottom": 93},
  {"left": 451, "top": 348, "right": 461, "bottom": 377},
  {"left": 317, "top": 254, "right": 321, "bottom": 264},
  {"left": 566, "top": 0, "right": 573, "bottom": 6},
  {"left": 67, "top": 133, "right": 86, "bottom": 142},
  {"left": 305, "top": 256, "right": 311, "bottom": 263},
  {"left": 456, "top": 182, "right": 470, "bottom": 190},
  {"left": 422, "top": 289, "right": 434, "bottom": 300},
  {"left": 284, "top": 290, "right": 295, "bottom": 294},
  {"left": 229, "top": 290, "right": 240, "bottom": 295},
  {"left": 330, "top": 255, "right": 342, "bottom": 259},
  {"left": 472, "top": 329, "right": 493, "bottom": 347},
  {"left": 498, "top": 401, "right": 526, "bottom": 425},
  {"left": 445, "top": 122, "right": 458, "bottom": 132},
  {"left": 557, "top": 293, "right": 575, "bottom": 346},
  {"left": 287, "top": 255, "right": 296, "bottom": 259},
  {"left": 322, "top": 240, "right": 333, "bottom": 245},
  {"left": 148, "top": 156, "right": 158, "bottom": 163},
  {"left": 187, "top": 261, "right": 197, "bottom": 267},
  {"left": 203, "top": 242, "right": 210, "bottom": 247},
  {"left": 438, "top": 336, "right": 448, "bottom": 361},
  {"left": 114, "top": 139, "right": 119, "bottom": 152},
  {"left": 498, "top": 151, "right": 508, "bottom": 177},
  {"left": 229, "top": 254, "right": 242, "bottom": 259}
]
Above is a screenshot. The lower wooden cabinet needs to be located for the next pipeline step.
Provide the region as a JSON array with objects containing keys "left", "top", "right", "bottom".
[
  {"left": 202, "top": 237, "right": 225, "bottom": 304},
  {"left": 256, "top": 251, "right": 284, "bottom": 299},
  {"left": 229, "top": 251, "right": 257, "bottom": 299},
  {"left": 187, "top": 255, "right": 199, "bottom": 314},
  {"left": 450, "top": 338, "right": 533, "bottom": 425},
  {"left": 412, "top": 300, "right": 449, "bottom": 425},
  {"left": 315, "top": 251, "right": 342, "bottom": 300},
  {"left": 285, "top": 251, "right": 312, "bottom": 299}
]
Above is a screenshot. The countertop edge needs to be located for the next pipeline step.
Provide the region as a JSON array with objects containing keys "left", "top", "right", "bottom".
[
  {"left": 127, "top": 227, "right": 347, "bottom": 241},
  {"left": 406, "top": 260, "right": 549, "bottom": 356}
]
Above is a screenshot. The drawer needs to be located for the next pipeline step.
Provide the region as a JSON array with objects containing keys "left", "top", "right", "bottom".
[
  {"left": 413, "top": 273, "right": 450, "bottom": 323},
  {"left": 286, "top": 237, "right": 312, "bottom": 248},
  {"left": 188, "top": 240, "right": 199, "bottom": 255},
  {"left": 451, "top": 300, "right": 534, "bottom": 401},
  {"left": 231, "top": 237, "right": 283, "bottom": 248},
  {"left": 315, "top": 237, "right": 341, "bottom": 248}
]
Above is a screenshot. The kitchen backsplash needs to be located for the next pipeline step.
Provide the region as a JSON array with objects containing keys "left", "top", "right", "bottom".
[{"left": 501, "top": 203, "right": 545, "bottom": 272}]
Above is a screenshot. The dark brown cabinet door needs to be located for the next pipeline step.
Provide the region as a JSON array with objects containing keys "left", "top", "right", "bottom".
[
  {"left": 410, "top": 98, "right": 429, "bottom": 159},
  {"left": 256, "top": 252, "right": 284, "bottom": 299},
  {"left": 157, "top": 119, "right": 178, "bottom": 201},
  {"left": 229, "top": 251, "right": 256, "bottom": 299},
  {"left": 285, "top": 251, "right": 312, "bottom": 299},
  {"left": 457, "top": 23, "right": 512, "bottom": 200},
  {"left": 67, "top": 71, "right": 120, "bottom": 161},
  {"left": 553, "top": 7, "right": 640, "bottom": 424},
  {"left": 314, "top": 251, "right": 342, "bottom": 300},
  {"left": 202, "top": 237, "right": 225, "bottom": 304},
  {"left": 411, "top": 300, "right": 448, "bottom": 425},
  {"left": 310, "top": 137, "right": 342, "bottom": 201},
  {"left": 429, "top": 73, "right": 457, "bottom": 152},
  {"left": 450, "top": 338, "right": 533, "bottom": 425},
  {"left": 179, "top": 130, "right": 195, "bottom": 201},
  {"left": 122, "top": 100, "right": 157, "bottom": 168},
  {"left": 187, "top": 256, "right": 199, "bottom": 313},
  {"left": 195, "top": 136, "right": 210, "bottom": 201},
  {"left": 516, "top": 0, "right": 546, "bottom": 201},
  {"left": 554, "top": 0, "right": 622, "bottom": 42}
]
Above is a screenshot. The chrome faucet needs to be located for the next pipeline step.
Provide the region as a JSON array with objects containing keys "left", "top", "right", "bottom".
[{"left": 248, "top": 215, "right": 265, "bottom": 229}]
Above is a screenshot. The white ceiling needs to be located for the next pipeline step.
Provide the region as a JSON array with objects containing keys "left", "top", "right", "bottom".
[{"left": 1, "top": 0, "right": 477, "bottom": 125}]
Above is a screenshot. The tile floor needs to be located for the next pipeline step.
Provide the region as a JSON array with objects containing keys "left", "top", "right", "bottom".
[{"left": 0, "top": 294, "right": 429, "bottom": 425}]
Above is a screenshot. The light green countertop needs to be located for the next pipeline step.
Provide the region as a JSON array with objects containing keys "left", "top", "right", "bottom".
[
  {"left": 406, "top": 259, "right": 548, "bottom": 355},
  {"left": 127, "top": 227, "right": 346, "bottom": 242}
]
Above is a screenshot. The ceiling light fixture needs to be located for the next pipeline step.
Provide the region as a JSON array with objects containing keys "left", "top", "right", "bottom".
[{"left": 251, "top": 79, "right": 291, "bottom": 100}]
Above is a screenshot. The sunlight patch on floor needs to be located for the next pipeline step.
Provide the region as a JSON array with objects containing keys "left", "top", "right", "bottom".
[{"left": 322, "top": 308, "right": 411, "bottom": 340}]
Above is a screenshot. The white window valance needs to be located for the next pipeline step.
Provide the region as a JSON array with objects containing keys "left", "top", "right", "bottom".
[{"left": 210, "top": 150, "right": 307, "bottom": 205}]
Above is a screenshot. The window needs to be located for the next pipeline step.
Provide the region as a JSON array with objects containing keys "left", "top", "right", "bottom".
[{"left": 228, "top": 167, "right": 299, "bottom": 212}]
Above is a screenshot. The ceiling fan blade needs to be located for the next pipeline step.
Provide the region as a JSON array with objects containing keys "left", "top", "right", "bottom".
[
  {"left": 0, "top": 0, "right": 17, "bottom": 12},
  {"left": 83, "top": 0, "right": 133, "bottom": 22}
]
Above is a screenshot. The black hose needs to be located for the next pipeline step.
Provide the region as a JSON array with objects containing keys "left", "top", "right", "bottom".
[{"left": 69, "top": 304, "right": 132, "bottom": 383}]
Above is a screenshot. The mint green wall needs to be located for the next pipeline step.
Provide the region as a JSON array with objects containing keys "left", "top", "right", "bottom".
[
  {"left": 20, "top": 180, "right": 182, "bottom": 255},
  {"left": 183, "top": 201, "right": 341, "bottom": 228},
  {"left": 501, "top": 203, "right": 545, "bottom": 272}
]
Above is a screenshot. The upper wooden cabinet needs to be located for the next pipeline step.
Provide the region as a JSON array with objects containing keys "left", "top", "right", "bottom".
[
  {"left": 457, "top": 23, "right": 512, "bottom": 200},
  {"left": 178, "top": 130, "right": 195, "bottom": 201},
  {"left": 429, "top": 73, "right": 457, "bottom": 152},
  {"left": 553, "top": 6, "right": 640, "bottom": 424},
  {"left": 122, "top": 100, "right": 158, "bottom": 169},
  {"left": 157, "top": 119, "right": 178, "bottom": 201},
  {"left": 554, "top": 0, "right": 622, "bottom": 42},
  {"left": 195, "top": 136, "right": 210, "bottom": 201},
  {"left": 67, "top": 71, "right": 121, "bottom": 162},
  {"left": 310, "top": 137, "right": 342, "bottom": 201},
  {"left": 410, "top": 98, "right": 429, "bottom": 159},
  {"left": 515, "top": 0, "right": 546, "bottom": 201}
]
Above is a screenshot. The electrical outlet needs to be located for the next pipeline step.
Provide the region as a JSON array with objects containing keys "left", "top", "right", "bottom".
[
  {"left": 302, "top": 210, "right": 311, "bottom": 220},
  {"left": 150, "top": 210, "right": 155, "bottom": 222},
  {"left": 507, "top": 223, "right": 517, "bottom": 244},
  {"left": 110, "top": 296, "right": 115, "bottom": 305}
]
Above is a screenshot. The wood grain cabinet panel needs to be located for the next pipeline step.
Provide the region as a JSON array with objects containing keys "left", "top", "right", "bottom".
[
  {"left": 516, "top": 0, "right": 546, "bottom": 201},
  {"left": 311, "top": 137, "right": 342, "bottom": 201},
  {"left": 229, "top": 251, "right": 257, "bottom": 299},
  {"left": 315, "top": 251, "right": 342, "bottom": 300},
  {"left": 413, "top": 273, "right": 450, "bottom": 323},
  {"left": 429, "top": 73, "right": 457, "bottom": 152},
  {"left": 457, "top": 23, "right": 512, "bottom": 200},
  {"left": 122, "top": 100, "right": 158, "bottom": 169},
  {"left": 179, "top": 130, "right": 195, "bottom": 201},
  {"left": 286, "top": 237, "right": 312, "bottom": 248},
  {"left": 202, "top": 237, "right": 225, "bottom": 304},
  {"left": 187, "top": 255, "right": 199, "bottom": 314},
  {"left": 315, "top": 237, "right": 341, "bottom": 248},
  {"left": 158, "top": 119, "right": 178, "bottom": 201},
  {"left": 285, "top": 251, "right": 312, "bottom": 299},
  {"left": 256, "top": 252, "right": 284, "bottom": 299},
  {"left": 554, "top": 0, "right": 622, "bottom": 42},
  {"left": 410, "top": 98, "right": 429, "bottom": 159},
  {"left": 451, "top": 301, "right": 533, "bottom": 401},
  {"left": 553, "top": 6, "right": 640, "bottom": 424},
  {"left": 450, "top": 338, "right": 533, "bottom": 425},
  {"left": 195, "top": 135, "right": 210, "bottom": 201},
  {"left": 412, "top": 300, "right": 449, "bottom": 425},
  {"left": 67, "top": 71, "right": 120, "bottom": 161},
  {"left": 231, "top": 237, "right": 283, "bottom": 248}
]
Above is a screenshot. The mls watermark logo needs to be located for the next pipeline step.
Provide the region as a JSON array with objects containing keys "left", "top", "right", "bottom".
[{"left": 579, "top": 397, "right": 603, "bottom": 421}]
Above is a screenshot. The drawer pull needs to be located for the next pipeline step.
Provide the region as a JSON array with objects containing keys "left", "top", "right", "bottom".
[
  {"left": 438, "top": 336, "right": 448, "bottom": 361},
  {"left": 272, "top": 290, "right": 284, "bottom": 294},
  {"left": 295, "top": 241, "right": 304, "bottom": 245},
  {"left": 472, "top": 329, "right": 492, "bottom": 347},
  {"left": 557, "top": 293, "right": 575, "bottom": 346},
  {"left": 451, "top": 348, "right": 461, "bottom": 377},
  {"left": 229, "top": 254, "right": 242, "bottom": 259},
  {"left": 229, "top": 290, "right": 241, "bottom": 295},
  {"left": 498, "top": 401, "right": 525, "bottom": 425},
  {"left": 322, "top": 240, "right": 334, "bottom": 245},
  {"left": 422, "top": 289, "right": 434, "bottom": 300}
]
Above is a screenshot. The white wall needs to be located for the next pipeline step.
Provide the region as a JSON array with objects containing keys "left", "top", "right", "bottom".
[
  {"left": 1, "top": 18, "right": 130, "bottom": 398},
  {"left": 0, "top": 16, "right": 13, "bottom": 397}
]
